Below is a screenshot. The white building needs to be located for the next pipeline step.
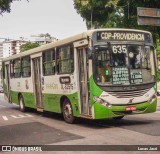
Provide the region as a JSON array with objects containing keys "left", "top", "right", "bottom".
[
  {"left": 30, "top": 34, "right": 58, "bottom": 45},
  {"left": 0, "top": 42, "right": 3, "bottom": 86},
  {"left": 0, "top": 42, "right": 3, "bottom": 66},
  {"left": 3, "top": 40, "right": 27, "bottom": 58}
]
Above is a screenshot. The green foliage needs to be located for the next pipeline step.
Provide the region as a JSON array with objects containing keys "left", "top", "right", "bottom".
[
  {"left": 156, "top": 40, "right": 160, "bottom": 57},
  {"left": 74, "top": 0, "right": 118, "bottom": 28},
  {"left": 157, "top": 70, "right": 160, "bottom": 82},
  {"left": 118, "top": 0, "right": 160, "bottom": 43},
  {"left": 20, "top": 42, "right": 40, "bottom": 52},
  {"left": 0, "top": 0, "right": 28, "bottom": 14},
  {"left": 74, "top": 0, "right": 160, "bottom": 43},
  {"left": 0, "top": 0, "right": 12, "bottom": 14}
]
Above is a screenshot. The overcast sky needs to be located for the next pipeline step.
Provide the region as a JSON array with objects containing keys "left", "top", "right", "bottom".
[{"left": 0, "top": 0, "right": 87, "bottom": 40}]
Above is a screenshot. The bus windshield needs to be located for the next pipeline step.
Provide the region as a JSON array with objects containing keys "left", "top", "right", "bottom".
[{"left": 94, "top": 44, "right": 156, "bottom": 85}]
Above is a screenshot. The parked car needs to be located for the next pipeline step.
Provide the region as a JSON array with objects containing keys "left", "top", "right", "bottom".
[{"left": 0, "top": 86, "right": 3, "bottom": 93}]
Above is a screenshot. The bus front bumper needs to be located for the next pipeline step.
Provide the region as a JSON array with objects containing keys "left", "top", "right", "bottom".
[{"left": 93, "top": 98, "right": 157, "bottom": 119}]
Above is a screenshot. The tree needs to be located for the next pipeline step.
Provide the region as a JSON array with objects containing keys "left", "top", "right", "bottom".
[
  {"left": 0, "top": 0, "right": 28, "bottom": 15},
  {"left": 0, "top": 0, "right": 12, "bottom": 14},
  {"left": 118, "top": 0, "right": 160, "bottom": 43},
  {"left": 20, "top": 42, "right": 40, "bottom": 52},
  {"left": 74, "top": 0, "right": 119, "bottom": 29},
  {"left": 74, "top": 0, "right": 160, "bottom": 44}
]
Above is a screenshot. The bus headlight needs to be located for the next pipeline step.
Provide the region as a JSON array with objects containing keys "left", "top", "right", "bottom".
[
  {"left": 148, "top": 94, "right": 156, "bottom": 104},
  {"left": 93, "top": 96, "right": 112, "bottom": 108}
]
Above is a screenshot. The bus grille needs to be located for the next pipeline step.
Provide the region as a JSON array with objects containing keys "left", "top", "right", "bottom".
[{"left": 107, "top": 88, "right": 150, "bottom": 98}]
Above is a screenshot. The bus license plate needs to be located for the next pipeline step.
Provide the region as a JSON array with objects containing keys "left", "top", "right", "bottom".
[{"left": 125, "top": 106, "right": 136, "bottom": 111}]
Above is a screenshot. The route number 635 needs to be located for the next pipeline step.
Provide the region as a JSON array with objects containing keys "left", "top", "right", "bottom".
[{"left": 112, "top": 45, "right": 127, "bottom": 54}]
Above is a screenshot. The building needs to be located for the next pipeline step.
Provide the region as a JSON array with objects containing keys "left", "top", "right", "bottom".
[
  {"left": 0, "top": 42, "right": 3, "bottom": 67},
  {"left": 3, "top": 40, "right": 27, "bottom": 58},
  {"left": 30, "top": 33, "right": 58, "bottom": 45},
  {"left": 0, "top": 42, "right": 3, "bottom": 86}
]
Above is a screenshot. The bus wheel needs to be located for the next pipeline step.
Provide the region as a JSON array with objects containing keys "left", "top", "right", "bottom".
[
  {"left": 62, "top": 99, "right": 75, "bottom": 124},
  {"left": 113, "top": 116, "right": 124, "bottom": 120},
  {"left": 19, "top": 96, "right": 26, "bottom": 112}
]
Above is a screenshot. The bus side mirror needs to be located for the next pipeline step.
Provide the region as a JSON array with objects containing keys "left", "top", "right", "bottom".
[{"left": 87, "top": 47, "right": 93, "bottom": 59}]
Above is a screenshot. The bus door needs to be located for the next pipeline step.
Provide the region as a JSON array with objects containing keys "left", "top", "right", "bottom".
[
  {"left": 77, "top": 47, "right": 90, "bottom": 115},
  {"left": 5, "top": 64, "right": 11, "bottom": 103},
  {"left": 32, "top": 57, "right": 44, "bottom": 110}
]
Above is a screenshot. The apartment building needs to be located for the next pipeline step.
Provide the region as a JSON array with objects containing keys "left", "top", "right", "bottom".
[
  {"left": 0, "top": 42, "right": 3, "bottom": 66},
  {"left": 3, "top": 40, "right": 27, "bottom": 58}
]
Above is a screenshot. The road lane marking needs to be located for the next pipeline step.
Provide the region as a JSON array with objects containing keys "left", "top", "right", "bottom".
[
  {"left": 10, "top": 114, "right": 33, "bottom": 118},
  {"left": 2, "top": 116, "right": 8, "bottom": 121},
  {"left": 24, "top": 114, "right": 33, "bottom": 117},
  {"left": 0, "top": 114, "right": 33, "bottom": 121},
  {"left": 0, "top": 105, "right": 6, "bottom": 108},
  {"left": 156, "top": 111, "right": 160, "bottom": 113}
]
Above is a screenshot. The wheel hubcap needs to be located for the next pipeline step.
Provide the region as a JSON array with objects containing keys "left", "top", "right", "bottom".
[
  {"left": 64, "top": 103, "right": 72, "bottom": 119},
  {"left": 20, "top": 99, "right": 23, "bottom": 109}
]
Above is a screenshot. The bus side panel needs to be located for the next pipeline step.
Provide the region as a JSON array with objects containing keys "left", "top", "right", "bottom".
[
  {"left": 22, "top": 92, "right": 35, "bottom": 108},
  {"left": 10, "top": 90, "right": 19, "bottom": 105},
  {"left": 43, "top": 92, "right": 80, "bottom": 116},
  {"left": 2, "top": 79, "right": 7, "bottom": 100},
  {"left": 9, "top": 77, "right": 35, "bottom": 108},
  {"left": 2, "top": 62, "right": 8, "bottom": 101},
  {"left": 43, "top": 93, "right": 61, "bottom": 113},
  {"left": 42, "top": 74, "right": 80, "bottom": 116}
]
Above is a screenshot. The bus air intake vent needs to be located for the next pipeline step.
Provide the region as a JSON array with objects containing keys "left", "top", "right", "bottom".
[{"left": 107, "top": 88, "right": 150, "bottom": 98}]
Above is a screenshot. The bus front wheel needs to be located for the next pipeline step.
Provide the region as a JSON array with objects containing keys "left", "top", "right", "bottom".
[
  {"left": 19, "top": 96, "right": 26, "bottom": 112},
  {"left": 62, "top": 99, "right": 75, "bottom": 124}
]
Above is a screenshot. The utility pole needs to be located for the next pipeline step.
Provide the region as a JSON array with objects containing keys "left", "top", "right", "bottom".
[
  {"left": 90, "top": 0, "right": 93, "bottom": 29},
  {"left": 128, "top": 1, "right": 129, "bottom": 19}
]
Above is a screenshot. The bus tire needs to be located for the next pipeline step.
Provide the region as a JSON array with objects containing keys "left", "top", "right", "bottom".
[
  {"left": 113, "top": 116, "right": 124, "bottom": 120},
  {"left": 19, "top": 95, "right": 26, "bottom": 112},
  {"left": 62, "top": 99, "right": 75, "bottom": 124}
]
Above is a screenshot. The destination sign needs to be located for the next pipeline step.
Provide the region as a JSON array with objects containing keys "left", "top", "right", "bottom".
[
  {"left": 112, "top": 67, "right": 129, "bottom": 85},
  {"left": 97, "top": 31, "right": 149, "bottom": 42},
  {"left": 131, "top": 70, "right": 143, "bottom": 84}
]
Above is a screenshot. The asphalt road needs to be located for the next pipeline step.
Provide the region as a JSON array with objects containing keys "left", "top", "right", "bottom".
[{"left": 0, "top": 93, "right": 160, "bottom": 154}]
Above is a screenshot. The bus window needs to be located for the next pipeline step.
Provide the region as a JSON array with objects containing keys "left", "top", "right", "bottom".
[
  {"left": 13, "top": 59, "right": 21, "bottom": 78},
  {"left": 128, "top": 45, "right": 142, "bottom": 84},
  {"left": 10, "top": 61, "right": 14, "bottom": 78},
  {"left": 2, "top": 63, "right": 5, "bottom": 79},
  {"left": 22, "top": 56, "right": 31, "bottom": 77},
  {"left": 57, "top": 45, "right": 74, "bottom": 74},
  {"left": 43, "top": 50, "right": 55, "bottom": 75},
  {"left": 95, "top": 49, "right": 112, "bottom": 83},
  {"left": 141, "top": 46, "right": 155, "bottom": 83}
]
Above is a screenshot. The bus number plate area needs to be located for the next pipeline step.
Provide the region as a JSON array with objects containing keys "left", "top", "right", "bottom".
[{"left": 125, "top": 106, "right": 136, "bottom": 111}]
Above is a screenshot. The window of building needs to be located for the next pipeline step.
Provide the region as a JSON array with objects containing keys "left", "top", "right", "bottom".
[
  {"left": 43, "top": 50, "right": 56, "bottom": 75},
  {"left": 22, "top": 56, "right": 31, "bottom": 77},
  {"left": 57, "top": 45, "right": 74, "bottom": 74}
]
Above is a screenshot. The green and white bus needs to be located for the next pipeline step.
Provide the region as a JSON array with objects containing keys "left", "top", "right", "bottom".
[{"left": 2, "top": 29, "right": 157, "bottom": 123}]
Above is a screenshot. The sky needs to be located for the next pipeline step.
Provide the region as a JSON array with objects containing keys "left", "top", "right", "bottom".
[{"left": 0, "top": 0, "right": 87, "bottom": 40}]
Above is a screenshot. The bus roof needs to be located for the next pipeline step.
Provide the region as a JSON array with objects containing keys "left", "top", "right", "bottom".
[{"left": 2, "top": 28, "right": 152, "bottom": 62}]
